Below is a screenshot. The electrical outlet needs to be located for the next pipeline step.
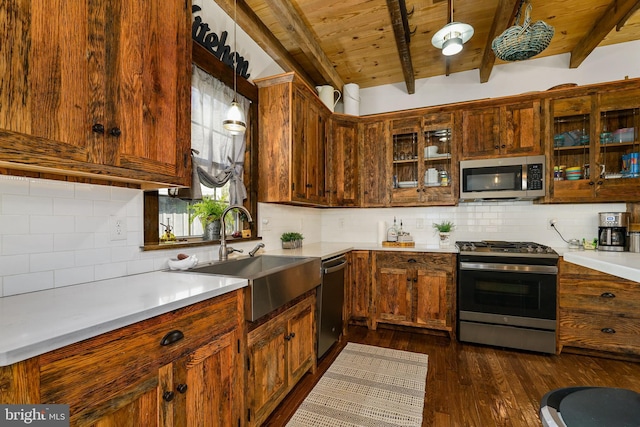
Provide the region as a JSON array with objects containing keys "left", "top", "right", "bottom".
[
  {"left": 416, "top": 218, "right": 424, "bottom": 229},
  {"left": 261, "top": 218, "right": 271, "bottom": 231},
  {"left": 110, "top": 216, "right": 127, "bottom": 241},
  {"left": 547, "top": 218, "right": 557, "bottom": 230}
]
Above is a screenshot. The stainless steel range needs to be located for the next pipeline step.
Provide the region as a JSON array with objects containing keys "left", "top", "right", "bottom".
[{"left": 456, "top": 241, "right": 559, "bottom": 354}]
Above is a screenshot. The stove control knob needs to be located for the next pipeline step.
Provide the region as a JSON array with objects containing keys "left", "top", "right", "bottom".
[
  {"left": 526, "top": 245, "right": 534, "bottom": 253},
  {"left": 536, "top": 246, "right": 544, "bottom": 253}
]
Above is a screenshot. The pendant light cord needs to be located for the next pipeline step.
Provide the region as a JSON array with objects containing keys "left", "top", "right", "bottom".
[{"left": 232, "top": 0, "right": 238, "bottom": 103}]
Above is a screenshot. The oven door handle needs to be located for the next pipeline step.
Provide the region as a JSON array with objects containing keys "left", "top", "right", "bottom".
[{"left": 460, "top": 262, "right": 558, "bottom": 274}]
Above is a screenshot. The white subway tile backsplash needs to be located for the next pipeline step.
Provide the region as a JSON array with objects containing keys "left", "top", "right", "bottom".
[
  {"left": 54, "top": 233, "right": 94, "bottom": 252},
  {"left": 53, "top": 198, "right": 94, "bottom": 216},
  {"left": 30, "top": 179, "right": 74, "bottom": 198},
  {"left": 54, "top": 266, "right": 95, "bottom": 288},
  {"left": 75, "top": 184, "right": 111, "bottom": 201},
  {"left": 0, "top": 215, "right": 29, "bottom": 234},
  {"left": 75, "top": 248, "right": 112, "bottom": 266},
  {"left": 31, "top": 215, "right": 74, "bottom": 234},
  {"left": 2, "top": 195, "right": 53, "bottom": 216},
  {"left": 4, "top": 271, "right": 54, "bottom": 296},
  {"left": 95, "top": 262, "right": 128, "bottom": 281},
  {"left": 30, "top": 251, "right": 75, "bottom": 272},
  {"left": 0, "top": 175, "right": 30, "bottom": 195},
  {"left": 3, "top": 234, "right": 54, "bottom": 256},
  {"left": 0, "top": 254, "right": 29, "bottom": 276}
]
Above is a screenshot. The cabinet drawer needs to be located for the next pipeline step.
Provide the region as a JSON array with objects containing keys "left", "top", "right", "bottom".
[
  {"left": 375, "top": 252, "right": 454, "bottom": 272},
  {"left": 559, "top": 281, "right": 640, "bottom": 316},
  {"left": 559, "top": 310, "right": 640, "bottom": 355},
  {"left": 40, "top": 291, "right": 239, "bottom": 416}
]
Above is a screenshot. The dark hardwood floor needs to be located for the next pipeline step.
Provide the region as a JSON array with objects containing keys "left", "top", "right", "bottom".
[{"left": 263, "top": 325, "right": 640, "bottom": 427}]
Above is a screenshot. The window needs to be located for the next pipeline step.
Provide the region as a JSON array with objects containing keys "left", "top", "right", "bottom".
[{"left": 143, "top": 42, "right": 259, "bottom": 249}]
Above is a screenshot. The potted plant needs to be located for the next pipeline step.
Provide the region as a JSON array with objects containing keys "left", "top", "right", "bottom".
[
  {"left": 188, "top": 196, "right": 228, "bottom": 241},
  {"left": 280, "top": 232, "right": 304, "bottom": 249},
  {"left": 433, "top": 220, "right": 455, "bottom": 247}
]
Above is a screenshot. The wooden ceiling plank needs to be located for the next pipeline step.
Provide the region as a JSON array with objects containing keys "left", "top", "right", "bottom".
[
  {"left": 617, "top": 1, "right": 640, "bottom": 30},
  {"left": 570, "top": 0, "right": 640, "bottom": 68},
  {"left": 260, "top": 0, "right": 345, "bottom": 90},
  {"left": 387, "top": 0, "right": 415, "bottom": 94},
  {"left": 479, "top": 0, "right": 521, "bottom": 83},
  {"left": 212, "top": 0, "right": 317, "bottom": 88}
]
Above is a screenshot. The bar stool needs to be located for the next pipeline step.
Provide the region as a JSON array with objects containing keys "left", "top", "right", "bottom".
[{"left": 540, "top": 386, "right": 640, "bottom": 427}]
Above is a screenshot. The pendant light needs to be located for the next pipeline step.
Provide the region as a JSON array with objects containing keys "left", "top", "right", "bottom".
[
  {"left": 431, "top": 0, "right": 474, "bottom": 56},
  {"left": 223, "top": 0, "right": 246, "bottom": 135}
]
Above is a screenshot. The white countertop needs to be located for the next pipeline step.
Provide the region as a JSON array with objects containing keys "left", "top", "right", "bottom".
[
  {"left": 265, "top": 241, "right": 458, "bottom": 259},
  {"left": 562, "top": 250, "right": 640, "bottom": 282},
  {"left": 0, "top": 271, "right": 247, "bottom": 366},
  {"left": 0, "top": 243, "right": 457, "bottom": 367}
]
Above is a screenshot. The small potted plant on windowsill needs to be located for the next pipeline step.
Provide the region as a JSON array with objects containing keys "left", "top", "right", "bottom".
[
  {"left": 188, "top": 196, "right": 228, "bottom": 241},
  {"left": 281, "top": 232, "right": 304, "bottom": 249},
  {"left": 433, "top": 220, "right": 455, "bottom": 247}
]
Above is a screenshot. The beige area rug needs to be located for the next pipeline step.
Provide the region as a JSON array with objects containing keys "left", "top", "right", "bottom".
[{"left": 286, "top": 342, "right": 428, "bottom": 427}]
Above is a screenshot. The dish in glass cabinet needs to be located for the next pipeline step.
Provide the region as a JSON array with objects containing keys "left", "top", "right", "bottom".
[
  {"left": 397, "top": 181, "right": 418, "bottom": 188},
  {"left": 424, "top": 153, "right": 451, "bottom": 159}
]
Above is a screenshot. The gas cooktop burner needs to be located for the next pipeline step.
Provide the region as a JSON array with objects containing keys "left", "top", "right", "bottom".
[{"left": 456, "top": 240, "right": 558, "bottom": 257}]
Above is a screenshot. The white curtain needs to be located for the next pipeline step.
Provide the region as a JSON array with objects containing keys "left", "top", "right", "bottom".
[{"left": 189, "top": 65, "right": 250, "bottom": 204}]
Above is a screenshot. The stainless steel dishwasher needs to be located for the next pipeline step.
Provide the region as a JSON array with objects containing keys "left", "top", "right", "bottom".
[{"left": 317, "top": 254, "right": 347, "bottom": 358}]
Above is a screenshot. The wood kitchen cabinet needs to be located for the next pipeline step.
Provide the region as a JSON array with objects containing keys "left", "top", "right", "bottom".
[
  {"left": 0, "top": 0, "right": 191, "bottom": 187},
  {"left": 246, "top": 294, "right": 316, "bottom": 427},
  {"left": 346, "top": 250, "right": 372, "bottom": 327},
  {"left": 461, "top": 99, "right": 541, "bottom": 160},
  {"left": 329, "top": 116, "right": 359, "bottom": 206},
  {"left": 360, "top": 119, "right": 389, "bottom": 206},
  {"left": 255, "top": 73, "right": 330, "bottom": 206},
  {"left": 545, "top": 80, "right": 640, "bottom": 203},
  {"left": 558, "top": 259, "right": 640, "bottom": 359},
  {"left": 389, "top": 112, "right": 457, "bottom": 206},
  {"left": 0, "top": 291, "right": 244, "bottom": 426},
  {"left": 372, "top": 252, "right": 456, "bottom": 337}
]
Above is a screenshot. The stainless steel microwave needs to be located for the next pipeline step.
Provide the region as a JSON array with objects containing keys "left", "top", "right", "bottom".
[{"left": 459, "top": 155, "right": 546, "bottom": 201}]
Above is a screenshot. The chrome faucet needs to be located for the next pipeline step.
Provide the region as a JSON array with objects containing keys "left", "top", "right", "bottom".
[
  {"left": 249, "top": 242, "right": 265, "bottom": 257},
  {"left": 219, "top": 205, "right": 253, "bottom": 261}
]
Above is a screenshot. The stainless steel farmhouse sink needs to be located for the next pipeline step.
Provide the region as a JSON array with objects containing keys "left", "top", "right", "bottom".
[{"left": 181, "top": 255, "right": 321, "bottom": 321}]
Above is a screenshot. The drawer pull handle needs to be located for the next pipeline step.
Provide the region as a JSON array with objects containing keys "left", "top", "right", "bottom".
[
  {"left": 285, "top": 332, "right": 296, "bottom": 341},
  {"left": 600, "top": 327, "right": 616, "bottom": 334},
  {"left": 600, "top": 292, "right": 616, "bottom": 298},
  {"left": 162, "top": 391, "right": 175, "bottom": 402},
  {"left": 407, "top": 259, "right": 417, "bottom": 263},
  {"left": 160, "top": 330, "right": 184, "bottom": 346},
  {"left": 92, "top": 123, "right": 105, "bottom": 134},
  {"left": 176, "top": 383, "right": 188, "bottom": 394}
]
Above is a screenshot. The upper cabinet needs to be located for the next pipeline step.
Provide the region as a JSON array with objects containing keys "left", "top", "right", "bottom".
[
  {"left": 461, "top": 99, "right": 542, "bottom": 160},
  {"left": 546, "top": 81, "right": 640, "bottom": 203},
  {"left": 389, "top": 112, "right": 457, "bottom": 206},
  {"left": 256, "top": 73, "right": 330, "bottom": 206},
  {"left": 329, "top": 116, "right": 359, "bottom": 207},
  {"left": 0, "top": 1, "right": 191, "bottom": 187},
  {"left": 359, "top": 119, "right": 389, "bottom": 207}
]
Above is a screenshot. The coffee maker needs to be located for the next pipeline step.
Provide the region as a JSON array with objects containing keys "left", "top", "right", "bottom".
[{"left": 598, "top": 212, "right": 630, "bottom": 251}]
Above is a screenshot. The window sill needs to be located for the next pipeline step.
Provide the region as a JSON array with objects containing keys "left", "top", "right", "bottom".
[{"left": 141, "top": 236, "right": 262, "bottom": 252}]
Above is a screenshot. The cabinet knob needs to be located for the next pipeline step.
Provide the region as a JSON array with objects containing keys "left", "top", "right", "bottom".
[
  {"left": 176, "top": 383, "right": 188, "bottom": 394},
  {"left": 600, "top": 292, "right": 616, "bottom": 298},
  {"left": 290, "top": 332, "right": 296, "bottom": 339},
  {"left": 501, "top": 144, "right": 506, "bottom": 148},
  {"left": 589, "top": 181, "right": 595, "bottom": 186},
  {"left": 162, "top": 391, "right": 175, "bottom": 402},
  {"left": 92, "top": 123, "right": 105, "bottom": 134},
  {"left": 109, "top": 127, "right": 122, "bottom": 137},
  {"left": 494, "top": 145, "right": 500, "bottom": 149},
  {"left": 600, "top": 327, "right": 616, "bottom": 334},
  {"left": 285, "top": 333, "right": 292, "bottom": 341},
  {"left": 306, "top": 184, "right": 313, "bottom": 188},
  {"left": 597, "top": 180, "right": 603, "bottom": 185}
]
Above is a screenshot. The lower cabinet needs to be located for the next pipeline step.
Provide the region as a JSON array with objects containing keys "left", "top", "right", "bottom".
[
  {"left": 0, "top": 290, "right": 244, "bottom": 427},
  {"left": 346, "top": 250, "right": 372, "bottom": 327},
  {"left": 558, "top": 259, "right": 640, "bottom": 358},
  {"left": 246, "top": 294, "right": 316, "bottom": 426},
  {"left": 372, "top": 251, "right": 456, "bottom": 336}
]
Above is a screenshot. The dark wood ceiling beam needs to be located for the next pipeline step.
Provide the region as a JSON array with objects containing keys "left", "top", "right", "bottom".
[
  {"left": 570, "top": 0, "right": 640, "bottom": 68},
  {"left": 478, "top": 0, "right": 521, "bottom": 83},
  {"left": 212, "top": 0, "right": 316, "bottom": 89},
  {"left": 387, "top": 0, "right": 415, "bottom": 94},
  {"left": 260, "top": 0, "right": 345, "bottom": 90}
]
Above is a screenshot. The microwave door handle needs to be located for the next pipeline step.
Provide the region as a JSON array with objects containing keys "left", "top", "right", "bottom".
[{"left": 522, "top": 166, "right": 527, "bottom": 191}]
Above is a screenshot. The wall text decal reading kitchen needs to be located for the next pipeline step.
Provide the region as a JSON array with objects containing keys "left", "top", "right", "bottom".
[{"left": 192, "top": 5, "right": 250, "bottom": 79}]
